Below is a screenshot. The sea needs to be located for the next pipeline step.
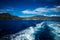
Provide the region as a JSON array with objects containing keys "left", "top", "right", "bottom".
[{"left": 0, "top": 20, "right": 60, "bottom": 40}]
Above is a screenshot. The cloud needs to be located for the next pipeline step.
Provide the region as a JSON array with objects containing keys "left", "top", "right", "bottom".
[
  {"left": 56, "top": 6, "right": 60, "bottom": 11},
  {"left": 34, "top": 8, "right": 48, "bottom": 12},
  {"left": 0, "top": 8, "right": 16, "bottom": 13},
  {"left": 22, "top": 6, "right": 60, "bottom": 16},
  {"left": 22, "top": 8, "right": 49, "bottom": 15},
  {"left": 0, "top": 8, "right": 17, "bottom": 14},
  {"left": 48, "top": 6, "right": 60, "bottom": 12},
  {"left": 22, "top": 10, "right": 32, "bottom": 14},
  {"left": 22, "top": 10, "right": 37, "bottom": 14}
]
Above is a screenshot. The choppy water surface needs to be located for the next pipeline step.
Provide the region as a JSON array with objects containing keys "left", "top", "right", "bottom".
[{"left": 0, "top": 20, "right": 60, "bottom": 40}]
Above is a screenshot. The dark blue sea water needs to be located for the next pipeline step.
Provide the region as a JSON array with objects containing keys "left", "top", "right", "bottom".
[
  {"left": 0, "top": 20, "right": 60, "bottom": 36},
  {"left": 0, "top": 20, "right": 42, "bottom": 35}
]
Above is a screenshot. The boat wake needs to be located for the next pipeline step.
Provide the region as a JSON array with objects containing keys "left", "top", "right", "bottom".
[{"left": 0, "top": 21, "right": 60, "bottom": 40}]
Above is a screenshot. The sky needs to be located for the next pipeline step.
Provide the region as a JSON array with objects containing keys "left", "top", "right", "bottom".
[{"left": 0, "top": 0, "right": 60, "bottom": 17}]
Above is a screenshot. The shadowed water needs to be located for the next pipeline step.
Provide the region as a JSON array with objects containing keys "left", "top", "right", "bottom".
[{"left": 0, "top": 20, "right": 60, "bottom": 40}]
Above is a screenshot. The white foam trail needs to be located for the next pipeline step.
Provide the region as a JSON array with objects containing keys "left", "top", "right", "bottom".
[
  {"left": 34, "top": 22, "right": 44, "bottom": 30},
  {"left": 47, "top": 22, "right": 60, "bottom": 40},
  {"left": 10, "top": 22, "right": 45, "bottom": 40}
]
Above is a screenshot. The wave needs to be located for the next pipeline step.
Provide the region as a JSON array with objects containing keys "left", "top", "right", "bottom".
[{"left": 0, "top": 21, "right": 60, "bottom": 40}]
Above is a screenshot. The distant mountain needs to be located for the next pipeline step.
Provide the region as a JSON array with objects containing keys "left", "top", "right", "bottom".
[
  {"left": 25, "top": 15, "right": 60, "bottom": 20},
  {"left": 0, "top": 12, "right": 60, "bottom": 20},
  {"left": 0, "top": 12, "right": 23, "bottom": 20}
]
